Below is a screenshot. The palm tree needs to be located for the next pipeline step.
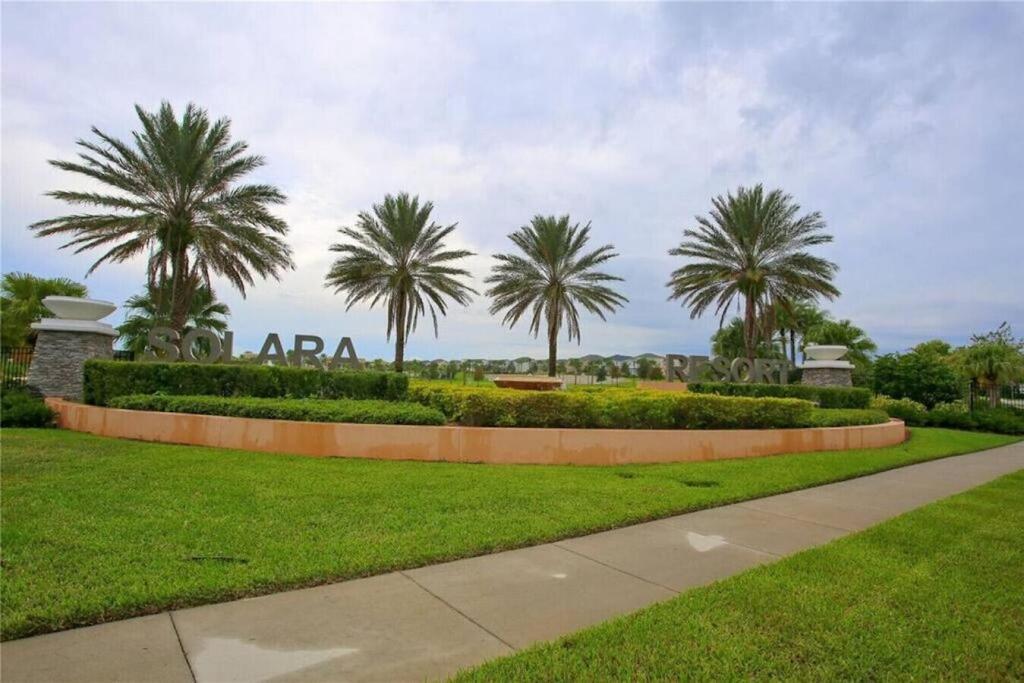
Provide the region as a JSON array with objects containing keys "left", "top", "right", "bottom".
[
  {"left": 1, "top": 272, "right": 88, "bottom": 347},
  {"left": 486, "top": 215, "right": 627, "bottom": 377},
  {"left": 30, "top": 102, "right": 293, "bottom": 334},
  {"left": 773, "top": 299, "right": 829, "bottom": 364},
  {"left": 804, "top": 318, "right": 877, "bottom": 386},
  {"left": 324, "top": 193, "right": 476, "bottom": 372},
  {"left": 956, "top": 324, "right": 1024, "bottom": 407},
  {"left": 117, "top": 281, "right": 230, "bottom": 355},
  {"left": 667, "top": 185, "right": 839, "bottom": 360}
]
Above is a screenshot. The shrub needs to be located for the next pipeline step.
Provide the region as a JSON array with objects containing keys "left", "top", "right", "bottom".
[
  {"left": 873, "top": 352, "right": 962, "bottom": 408},
  {"left": 871, "top": 393, "right": 1024, "bottom": 435},
  {"left": 870, "top": 395, "right": 928, "bottom": 425},
  {"left": 803, "top": 409, "right": 890, "bottom": 428},
  {"left": 107, "top": 394, "right": 445, "bottom": 426},
  {"left": 687, "top": 382, "right": 872, "bottom": 409},
  {"left": 83, "top": 361, "right": 409, "bottom": 405},
  {"left": 408, "top": 383, "right": 816, "bottom": 429},
  {"left": 1, "top": 389, "right": 55, "bottom": 427}
]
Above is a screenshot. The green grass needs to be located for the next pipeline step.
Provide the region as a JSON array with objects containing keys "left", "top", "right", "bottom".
[
  {"left": 458, "top": 469, "right": 1024, "bottom": 681},
  {"left": 0, "top": 428, "right": 1015, "bottom": 640}
]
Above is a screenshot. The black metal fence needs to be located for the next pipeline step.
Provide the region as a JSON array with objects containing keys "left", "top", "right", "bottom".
[
  {"left": 1, "top": 347, "right": 33, "bottom": 389},
  {"left": 968, "top": 380, "right": 1024, "bottom": 412}
]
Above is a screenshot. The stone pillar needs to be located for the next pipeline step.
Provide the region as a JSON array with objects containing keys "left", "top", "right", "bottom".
[
  {"left": 799, "top": 345, "right": 854, "bottom": 388},
  {"left": 26, "top": 297, "right": 118, "bottom": 401}
]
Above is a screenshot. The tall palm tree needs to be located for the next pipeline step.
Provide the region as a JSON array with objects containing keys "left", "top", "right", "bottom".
[
  {"left": 486, "top": 215, "right": 627, "bottom": 377},
  {"left": 117, "top": 281, "right": 230, "bottom": 355},
  {"left": 324, "top": 193, "right": 476, "bottom": 372},
  {"left": 667, "top": 184, "right": 839, "bottom": 360},
  {"left": 1, "top": 272, "right": 88, "bottom": 347},
  {"left": 30, "top": 102, "right": 294, "bottom": 334}
]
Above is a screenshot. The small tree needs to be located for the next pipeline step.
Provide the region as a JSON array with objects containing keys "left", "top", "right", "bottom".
[
  {"left": 955, "top": 323, "right": 1024, "bottom": 408},
  {"left": 596, "top": 364, "right": 608, "bottom": 382}
]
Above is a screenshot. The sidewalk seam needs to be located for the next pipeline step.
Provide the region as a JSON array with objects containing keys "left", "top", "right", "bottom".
[
  {"left": 552, "top": 542, "right": 685, "bottom": 592},
  {"left": 168, "top": 611, "right": 197, "bottom": 683},
  {"left": 398, "top": 570, "right": 517, "bottom": 652}
]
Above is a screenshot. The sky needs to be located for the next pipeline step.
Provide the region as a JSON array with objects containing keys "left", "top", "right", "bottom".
[{"left": 2, "top": 2, "right": 1022, "bottom": 360}]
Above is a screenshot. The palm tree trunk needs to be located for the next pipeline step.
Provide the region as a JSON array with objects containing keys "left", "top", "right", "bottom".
[
  {"left": 546, "top": 307, "right": 558, "bottom": 378},
  {"left": 988, "top": 384, "right": 999, "bottom": 408},
  {"left": 394, "top": 293, "right": 407, "bottom": 373},
  {"left": 743, "top": 292, "right": 757, "bottom": 360}
]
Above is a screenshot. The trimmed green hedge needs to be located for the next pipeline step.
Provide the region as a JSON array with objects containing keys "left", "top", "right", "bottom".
[
  {"left": 872, "top": 395, "right": 1024, "bottom": 435},
  {"left": 107, "top": 395, "right": 445, "bottom": 426},
  {"left": 84, "top": 361, "right": 409, "bottom": 406},
  {"left": 688, "top": 382, "right": 872, "bottom": 409},
  {"left": 804, "top": 409, "right": 890, "bottom": 428},
  {"left": 409, "top": 384, "right": 816, "bottom": 429},
  {"left": 1, "top": 389, "right": 55, "bottom": 428}
]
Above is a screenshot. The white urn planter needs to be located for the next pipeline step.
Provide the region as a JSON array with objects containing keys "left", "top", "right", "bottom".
[
  {"left": 42, "top": 296, "right": 117, "bottom": 321},
  {"left": 803, "top": 345, "right": 849, "bottom": 362}
]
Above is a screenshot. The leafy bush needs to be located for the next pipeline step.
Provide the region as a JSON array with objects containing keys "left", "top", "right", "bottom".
[
  {"left": 873, "top": 352, "right": 962, "bottom": 408},
  {"left": 687, "top": 382, "right": 872, "bottom": 409},
  {"left": 107, "top": 394, "right": 445, "bottom": 426},
  {"left": 84, "top": 361, "right": 409, "bottom": 406},
  {"left": 802, "top": 409, "right": 890, "bottom": 428},
  {"left": 870, "top": 395, "right": 928, "bottom": 425},
  {"left": 1, "top": 389, "right": 55, "bottom": 427},
  {"left": 871, "top": 393, "right": 1024, "bottom": 435},
  {"left": 926, "top": 404, "right": 1024, "bottom": 435},
  {"left": 408, "top": 383, "right": 817, "bottom": 429}
]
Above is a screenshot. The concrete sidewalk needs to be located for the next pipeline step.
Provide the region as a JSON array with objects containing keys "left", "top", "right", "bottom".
[{"left": 4, "top": 442, "right": 1022, "bottom": 683}]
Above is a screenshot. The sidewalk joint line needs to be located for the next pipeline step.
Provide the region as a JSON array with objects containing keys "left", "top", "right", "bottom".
[
  {"left": 398, "top": 570, "right": 517, "bottom": 652},
  {"left": 732, "top": 503, "right": 858, "bottom": 533},
  {"left": 168, "top": 611, "right": 197, "bottom": 683},
  {"left": 552, "top": 543, "right": 683, "bottom": 593}
]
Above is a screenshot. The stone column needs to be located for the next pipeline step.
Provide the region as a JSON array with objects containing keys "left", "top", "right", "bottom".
[
  {"left": 799, "top": 345, "right": 854, "bottom": 388},
  {"left": 26, "top": 297, "right": 118, "bottom": 401}
]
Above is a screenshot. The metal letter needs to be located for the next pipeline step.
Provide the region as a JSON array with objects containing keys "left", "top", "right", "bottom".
[
  {"left": 710, "top": 356, "right": 730, "bottom": 380},
  {"left": 730, "top": 358, "right": 753, "bottom": 382},
  {"left": 666, "top": 354, "right": 687, "bottom": 382},
  {"left": 182, "top": 328, "right": 223, "bottom": 364},
  {"left": 330, "top": 337, "right": 362, "bottom": 370},
  {"left": 293, "top": 335, "right": 325, "bottom": 369},
  {"left": 256, "top": 333, "right": 288, "bottom": 366},
  {"left": 145, "top": 327, "right": 180, "bottom": 361},
  {"left": 220, "top": 330, "right": 234, "bottom": 362},
  {"left": 752, "top": 359, "right": 772, "bottom": 384}
]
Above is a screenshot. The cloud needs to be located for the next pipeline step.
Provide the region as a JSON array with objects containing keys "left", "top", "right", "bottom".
[{"left": 2, "top": 2, "right": 1022, "bottom": 359}]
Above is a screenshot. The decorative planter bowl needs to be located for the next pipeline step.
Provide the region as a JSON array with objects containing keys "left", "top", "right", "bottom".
[
  {"left": 42, "top": 296, "right": 116, "bottom": 322},
  {"left": 493, "top": 376, "right": 564, "bottom": 391},
  {"left": 803, "top": 345, "right": 848, "bottom": 361}
]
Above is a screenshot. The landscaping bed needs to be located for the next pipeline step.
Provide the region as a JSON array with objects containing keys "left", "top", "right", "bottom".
[
  {"left": 107, "top": 394, "right": 446, "bottom": 425},
  {"left": 408, "top": 383, "right": 886, "bottom": 429},
  {"left": 459, "top": 469, "right": 1024, "bottom": 681},
  {"left": 0, "top": 427, "right": 1014, "bottom": 640}
]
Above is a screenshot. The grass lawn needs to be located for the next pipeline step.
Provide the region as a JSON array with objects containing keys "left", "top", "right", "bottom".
[
  {"left": 0, "top": 427, "right": 1016, "bottom": 640},
  {"left": 458, "top": 469, "right": 1024, "bottom": 681}
]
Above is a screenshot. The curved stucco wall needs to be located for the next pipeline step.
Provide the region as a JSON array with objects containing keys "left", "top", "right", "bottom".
[{"left": 47, "top": 399, "right": 907, "bottom": 466}]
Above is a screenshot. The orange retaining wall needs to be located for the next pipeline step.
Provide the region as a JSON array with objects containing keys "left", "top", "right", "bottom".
[{"left": 47, "top": 399, "right": 907, "bottom": 466}]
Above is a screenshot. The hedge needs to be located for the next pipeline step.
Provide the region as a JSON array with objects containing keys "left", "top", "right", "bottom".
[
  {"left": 83, "top": 361, "right": 409, "bottom": 406},
  {"left": 107, "top": 395, "right": 445, "bottom": 426},
  {"left": 409, "top": 384, "right": 816, "bottom": 429},
  {"left": 1, "top": 389, "right": 55, "bottom": 428},
  {"left": 803, "top": 408, "right": 890, "bottom": 428},
  {"left": 872, "top": 395, "right": 1024, "bottom": 435},
  {"left": 687, "top": 382, "right": 872, "bottom": 409}
]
